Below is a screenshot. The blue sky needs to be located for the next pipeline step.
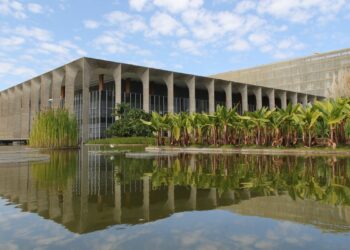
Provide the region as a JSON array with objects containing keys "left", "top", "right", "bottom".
[{"left": 1, "top": 0, "right": 350, "bottom": 91}]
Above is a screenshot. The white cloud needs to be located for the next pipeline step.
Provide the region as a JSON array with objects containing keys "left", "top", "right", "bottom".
[
  {"left": 94, "top": 32, "right": 134, "bottom": 54},
  {"left": 84, "top": 20, "right": 100, "bottom": 29},
  {"left": 104, "top": 11, "right": 147, "bottom": 33},
  {"left": 257, "top": 0, "right": 347, "bottom": 23},
  {"left": 0, "top": 36, "right": 25, "bottom": 47},
  {"left": 178, "top": 39, "right": 201, "bottom": 55},
  {"left": 235, "top": 0, "right": 256, "bottom": 14},
  {"left": 260, "top": 44, "right": 273, "bottom": 53},
  {"left": 0, "top": 0, "right": 26, "bottom": 19},
  {"left": 0, "top": 61, "right": 35, "bottom": 77},
  {"left": 248, "top": 33, "right": 269, "bottom": 46},
  {"left": 13, "top": 26, "right": 52, "bottom": 42},
  {"left": 182, "top": 9, "right": 244, "bottom": 42},
  {"left": 27, "top": 3, "right": 42, "bottom": 14},
  {"left": 105, "top": 10, "right": 131, "bottom": 24},
  {"left": 277, "top": 37, "right": 304, "bottom": 50},
  {"left": 129, "top": 19, "right": 148, "bottom": 32},
  {"left": 129, "top": 0, "right": 149, "bottom": 11},
  {"left": 227, "top": 39, "right": 250, "bottom": 51},
  {"left": 153, "top": 0, "right": 203, "bottom": 13},
  {"left": 142, "top": 59, "right": 164, "bottom": 68},
  {"left": 150, "top": 12, "right": 186, "bottom": 36},
  {"left": 231, "top": 235, "right": 257, "bottom": 247}
]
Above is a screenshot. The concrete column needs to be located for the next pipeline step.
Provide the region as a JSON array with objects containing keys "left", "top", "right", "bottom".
[
  {"left": 280, "top": 91, "right": 287, "bottom": 109},
  {"left": 18, "top": 165, "right": 29, "bottom": 205},
  {"left": 114, "top": 179, "right": 122, "bottom": 223},
  {"left": 30, "top": 79, "right": 40, "bottom": 130},
  {"left": 81, "top": 59, "right": 91, "bottom": 143},
  {"left": 48, "top": 187, "right": 60, "bottom": 218},
  {"left": 224, "top": 82, "right": 232, "bottom": 109},
  {"left": 267, "top": 89, "right": 275, "bottom": 110},
  {"left": 21, "top": 83, "right": 30, "bottom": 139},
  {"left": 164, "top": 73, "right": 174, "bottom": 113},
  {"left": 65, "top": 65, "right": 78, "bottom": 115},
  {"left": 143, "top": 176, "right": 150, "bottom": 221},
  {"left": 8, "top": 89, "right": 15, "bottom": 139},
  {"left": 0, "top": 93, "right": 3, "bottom": 138},
  {"left": 37, "top": 188, "right": 49, "bottom": 215},
  {"left": 254, "top": 87, "right": 262, "bottom": 110},
  {"left": 62, "top": 178, "right": 74, "bottom": 224},
  {"left": 5, "top": 91, "right": 10, "bottom": 138},
  {"left": 52, "top": 70, "right": 64, "bottom": 109},
  {"left": 189, "top": 185, "right": 197, "bottom": 210},
  {"left": 138, "top": 68, "right": 149, "bottom": 112},
  {"left": 209, "top": 187, "right": 217, "bottom": 207},
  {"left": 167, "top": 182, "right": 175, "bottom": 213},
  {"left": 239, "top": 85, "right": 248, "bottom": 112},
  {"left": 40, "top": 74, "right": 51, "bottom": 111},
  {"left": 113, "top": 64, "right": 122, "bottom": 112},
  {"left": 207, "top": 79, "right": 215, "bottom": 114},
  {"left": 14, "top": 86, "right": 22, "bottom": 139},
  {"left": 79, "top": 146, "right": 89, "bottom": 233},
  {"left": 291, "top": 93, "right": 297, "bottom": 106},
  {"left": 302, "top": 94, "right": 308, "bottom": 107},
  {"left": 0, "top": 92, "right": 7, "bottom": 138},
  {"left": 186, "top": 76, "right": 196, "bottom": 113}
]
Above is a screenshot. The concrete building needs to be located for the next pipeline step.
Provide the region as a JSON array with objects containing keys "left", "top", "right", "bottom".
[
  {"left": 213, "top": 48, "right": 350, "bottom": 98},
  {"left": 0, "top": 57, "right": 321, "bottom": 143}
]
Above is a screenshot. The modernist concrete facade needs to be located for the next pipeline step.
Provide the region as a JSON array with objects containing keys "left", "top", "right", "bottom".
[
  {"left": 0, "top": 57, "right": 322, "bottom": 142},
  {"left": 213, "top": 48, "right": 350, "bottom": 98}
]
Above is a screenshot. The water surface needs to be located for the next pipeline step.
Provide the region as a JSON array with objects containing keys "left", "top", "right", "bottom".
[{"left": 0, "top": 146, "right": 350, "bottom": 249}]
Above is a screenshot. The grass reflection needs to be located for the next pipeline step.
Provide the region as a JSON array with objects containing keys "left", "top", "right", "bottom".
[{"left": 31, "top": 151, "right": 78, "bottom": 188}]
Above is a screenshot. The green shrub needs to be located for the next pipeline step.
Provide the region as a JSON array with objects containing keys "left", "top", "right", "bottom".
[{"left": 107, "top": 103, "right": 153, "bottom": 137}]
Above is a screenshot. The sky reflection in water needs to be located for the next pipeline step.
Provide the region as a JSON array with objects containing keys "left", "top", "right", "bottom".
[{"left": 0, "top": 146, "right": 350, "bottom": 250}]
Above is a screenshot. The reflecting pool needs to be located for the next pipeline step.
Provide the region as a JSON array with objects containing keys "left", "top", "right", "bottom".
[{"left": 0, "top": 146, "right": 350, "bottom": 249}]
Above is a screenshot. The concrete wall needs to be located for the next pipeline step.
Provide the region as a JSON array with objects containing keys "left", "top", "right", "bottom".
[
  {"left": 0, "top": 57, "right": 322, "bottom": 142},
  {"left": 212, "top": 48, "right": 350, "bottom": 98}
]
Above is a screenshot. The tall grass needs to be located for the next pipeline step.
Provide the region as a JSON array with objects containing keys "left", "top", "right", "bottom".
[{"left": 29, "top": 109, "right": 78, "bottom": 149}]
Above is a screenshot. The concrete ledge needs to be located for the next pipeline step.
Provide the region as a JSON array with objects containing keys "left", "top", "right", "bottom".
[
  {"left": 0, "top": 146, "right": 49, "bottom": 164},
  {"left": 125, "top": 152, "right": 179, "bottom": 159},
  {"left": 145, "top": 146, "right": 350, "bottom": 156}
]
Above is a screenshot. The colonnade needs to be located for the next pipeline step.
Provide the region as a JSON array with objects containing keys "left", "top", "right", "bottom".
[{"left": 0, "top": 57, "right": 322, "bottom": 142}]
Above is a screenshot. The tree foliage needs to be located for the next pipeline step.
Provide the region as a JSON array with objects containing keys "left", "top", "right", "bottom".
[{"left": 107, "top": 103, "right": 153, "bottom": 137}]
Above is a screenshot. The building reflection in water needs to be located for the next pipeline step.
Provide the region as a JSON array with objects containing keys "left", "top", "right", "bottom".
[{"left": 1, "top": 147, "right": 350, "bottom": 234}]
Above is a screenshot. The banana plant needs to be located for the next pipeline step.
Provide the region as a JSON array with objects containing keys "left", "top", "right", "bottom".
[{"left": 141, "top": 112, "right": 168, "bottom": 146}]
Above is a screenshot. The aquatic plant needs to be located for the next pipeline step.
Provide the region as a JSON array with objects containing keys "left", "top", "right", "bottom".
[{"left": 29, "top": 109, "right": 78, "bottom": 149}]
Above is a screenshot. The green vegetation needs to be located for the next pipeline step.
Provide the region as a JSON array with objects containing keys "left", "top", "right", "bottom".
[
  {"left": 114, "top": 154, "right": 350, "bottom": 206},
  {"left": 88, "top": 136, "right": 155, "bottom": 145},
  {"left": 29, "top": 109, "right": 78, "bottom": 149},
  {"left": 142, "top": 98, "right": 350, "bottom": 148},
  {"left": 31, "top": 150, "right": 77, "bottom": 188},
  {"left": 107, "top": 103, "right": 153, "bottom": 137}
]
